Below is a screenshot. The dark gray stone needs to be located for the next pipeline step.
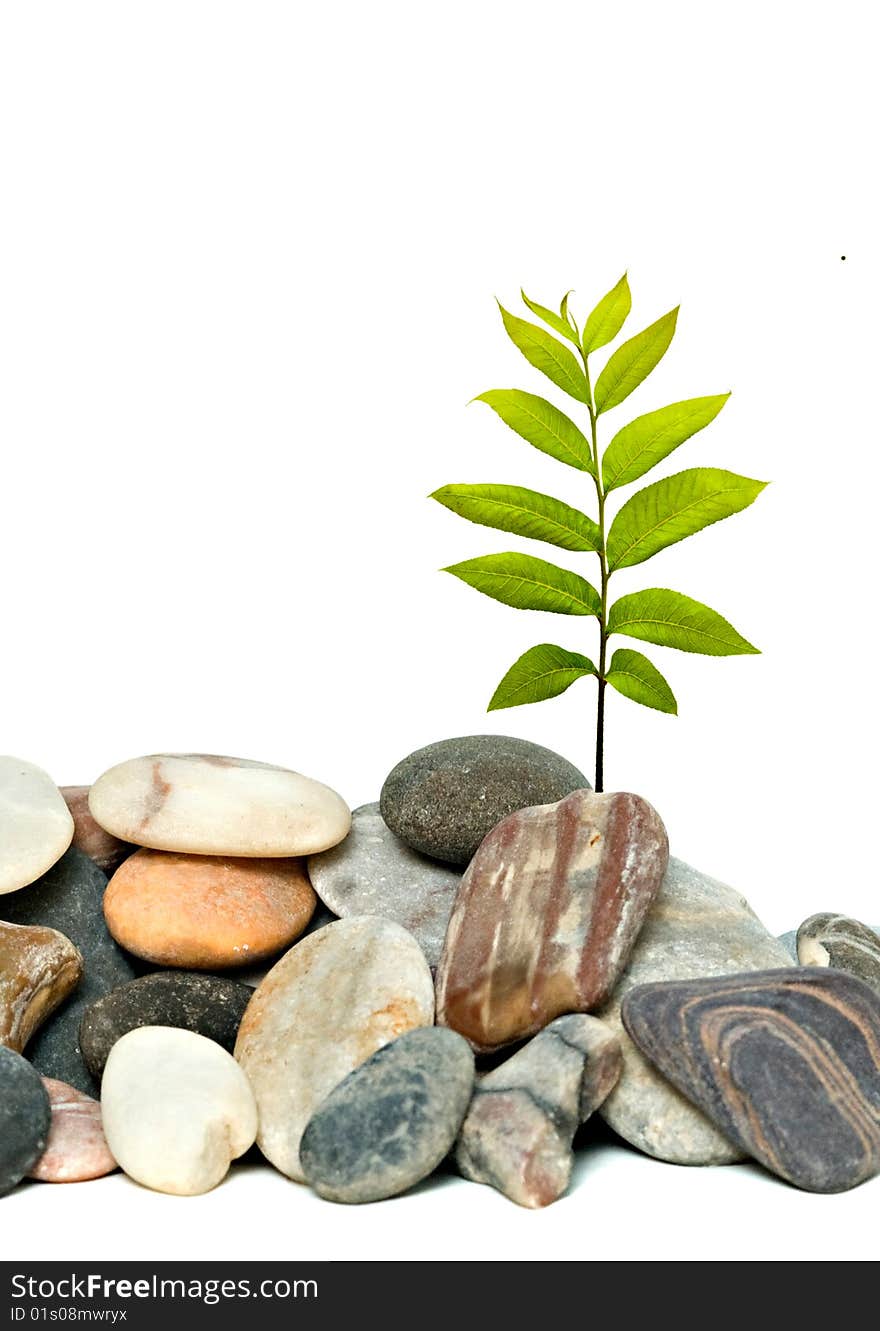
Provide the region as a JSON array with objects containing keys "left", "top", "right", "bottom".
[
  {"left": 79, "top": 971, "right": 253, "bottom": 1081},
  {"left": 0, "top": 1046, "right": 51, "bottom": 1196},
  {"left": 2, "top": 848, "right": 136, "bottom": 1093},
  {"left": 796, "top": 915, "right": 880, "bottom": 995},
  {"left": 379, "top": 734, "right": 590, "bottom": 865},
  {"left": 300, "top": 1027, "right": 474, "bottom": 1203}
]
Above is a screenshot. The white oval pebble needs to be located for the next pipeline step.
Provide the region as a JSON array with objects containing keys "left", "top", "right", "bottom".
[
  {"left": 89, "top": 753, "right": 351, "bottom": 857},
  {"left": 101, "top": 1026, "right": 257, "bottom": 1195},
  {"left": 0, "top": 757, "right": 74, "bottom": 895}
]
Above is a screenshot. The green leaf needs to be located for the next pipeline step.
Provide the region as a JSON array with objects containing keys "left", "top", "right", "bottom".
[
  {"left": 444, "top": 553, "right": 601, "bottom": 616},
  {"left": 607, "top": 588, "right": 758, "bottom": 655},
  {"left": 602, "top": 394, "right": 731, "bottom": 492},
  {"left": 520, "top": 289, "right": 581, "bottom": 347},
  {"left": 430, "top": 484, "right": 601, "bottom": 553},
  {"left": 488, "top": 643, "right": 596, "bottom": 710},
  {"left": 594, "top": 307, "right": 679, "bottom": 415},
  {"left": 606, "top": 648, "right": 677, "bottom": 714},
  {"left": 582, "top": 274, "right": 631, "bottom": 354},
  {"left": 607, "top": 468, "right": 767, "bottom": 571},
  {"left": 474, "top": 389, "right": 595, "bottom": 474},
  {"left": 559, "top": 290, "right": 577, "bottom": 337},
  {"left": 497, "top": 302, "right": 589, "bottom": 403}
]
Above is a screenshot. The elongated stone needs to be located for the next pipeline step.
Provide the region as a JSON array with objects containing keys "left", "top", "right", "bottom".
[
  {"left": 380, "top": 735, "right": 590, "bottom": 865},
  {"left": 79, "top": 972, "right": 252, "bottom": 1081},
  {"left": 622, "top": 967, "right": 880, "bottom": 1193},
  {"left": 435, "top": 790, "right": 668, "bottom": 1052},
  {"left": 0, "top": 757, "right": 74, "bottom": 895},
  {"left": 61, "top": 786, "right": 134, "bottom": 876},
  {"left": 102, "top": 1026, "right": 258, "bottom": 1195},
  {"left": 300, "top": 1027, "right": 474, "bottom": 1203},
  {"left": 29, "top": 1078, "right": 116, "bottom": 1182},
  {"left": 2, "top": 849, "right": 136, "bottom": 1092},
  {"left": 308, "top": 803, "right": 461, "bottom": 967},
  {"left": 235, "top": 916, "right": 434, "bottom": 1182},
  {"left": 0, "top": 1047, "right": 51, "bottom": 1195},
  {"left": 0, "top": 921, "right": 83, "bottom": 1053},
  {"left": 796, "top": 913, "right": 880, "bottom": 995},
  {"left": 455, "top": 1014, "right": 621, "bottom": 1208},
  {"left": 596, "top": 858, "right": 793, "bottom": 1164},
  {"left": 103, "top": 849, "right": 317, "bottom": 968},
  {"left": 90, "top": 753, "right": 350, "bottom": 856}
]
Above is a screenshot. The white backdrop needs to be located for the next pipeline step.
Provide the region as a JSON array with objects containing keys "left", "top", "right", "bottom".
[{"left": 1, "top": 1, "right": 877, "bottom": 1262}]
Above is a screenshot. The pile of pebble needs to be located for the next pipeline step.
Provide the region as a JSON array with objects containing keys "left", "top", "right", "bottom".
[{"left": 1, "top": 740, "right": 879, "bottom": 1206}]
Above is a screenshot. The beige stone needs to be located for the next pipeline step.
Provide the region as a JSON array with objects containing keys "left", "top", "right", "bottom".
[{"left": 0, "top": 757, "right": 74, "bottom": 894}]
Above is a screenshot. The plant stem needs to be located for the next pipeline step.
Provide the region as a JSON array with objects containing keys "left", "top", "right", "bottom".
[{"left": 582, "top": 357, "right": 609, "bottom": 793}]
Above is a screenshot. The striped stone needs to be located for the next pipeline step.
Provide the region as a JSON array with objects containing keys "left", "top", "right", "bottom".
[
  {"left": 435, "top": 789, "right": 668, "bottom": 1052},
  {"left": 622, "top": 967, "right": 880, "bottom": 1193},
  {"left": 797, "top": 913, "right": 880, "bottom": 995}
]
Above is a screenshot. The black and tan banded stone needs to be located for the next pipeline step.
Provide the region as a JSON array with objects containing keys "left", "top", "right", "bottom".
[
  {"left": 622, "top": 967, "right": 880, "bottom": 1194},
  {"left": 796, "top": 913, "right": 880, "bottom": 996}
]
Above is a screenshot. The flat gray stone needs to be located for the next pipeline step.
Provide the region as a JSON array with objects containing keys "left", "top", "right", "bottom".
[
  {"left": 308, "top": 804, "right": 461, "bottom": 967},
  {"left": 455, "top": 1014, "right": 621, "bottom": 1207},
  {"left": 379, "top": 734, "right": 589, "bottom": 865},
  {"left": 596, "top": 857, "right": 793, "bottom": 1165},
  {"left": 300, "top": 1027, "right": 474, "bottom": 1203},
  {"left": 0, "top": 1047, "right": 51, "bottom": 1195}
]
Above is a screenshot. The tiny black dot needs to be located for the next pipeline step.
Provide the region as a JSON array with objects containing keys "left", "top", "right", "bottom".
[{"left": 841, "top": 255, "right": 846, "bottom": 260}]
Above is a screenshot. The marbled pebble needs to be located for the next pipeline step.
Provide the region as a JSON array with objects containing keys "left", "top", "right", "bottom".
[{"left": 796, "top": 913, "right": 880, "bottom": 995}]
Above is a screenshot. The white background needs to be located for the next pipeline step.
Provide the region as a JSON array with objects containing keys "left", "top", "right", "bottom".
[{"left": 1, "top": 1, "right": 877, "bottom": 1262}]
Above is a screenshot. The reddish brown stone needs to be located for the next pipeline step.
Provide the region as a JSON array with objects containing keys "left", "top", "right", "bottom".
[
  {"left": 29, "top": 1078, "right": 116, "bottom": 1182},
  {"left": 0, "top": 921, "right": 83, "bottom": 1053},
  {"left": 62, "top": 786, "right": 134, "bottom": 876},
  {"left": 435, "top": 789, "right": 668, "bottom": 1052}
]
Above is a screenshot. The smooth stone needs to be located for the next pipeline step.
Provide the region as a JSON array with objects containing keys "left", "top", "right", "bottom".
[
  {"left": 103, "top": 849, "right": 317, "bottom": 969},
  {"left": 235, "top": 916, "right": 434, "bottom": 1182},
  {"left": 102, "top": 1026, "right": 257, "bottom": 1195},
  {"left": 61, "top": 786, "right": 134, "bottom": 876},
  {"left": 79, "top": 972, "right": 253, "bottom": 1081},
  {"left": 308, "top": 803, "right": 461, "bottom": 967},
  {"left": 2, "top": 848, "right": 136, "bottom": 1093},
  {"left": 89, "top": 753, "right": 351, "bottom": 857},
  {"left": 796, "top": 913, "right": 880, "bottom": 995},
  {"left": 455, "top": 1014, "right": 621, "bottom": 1208},
  {"left": 436, "top": 790, "right": 668, "bottom": 1052},
  {"left": 300, "top": 1027, "right": 474, "bottom": 1203},
  {"left": 0, "top": 921, "right": 83, "bottom": 1053},
  {"left": 0, "top": 757, "right": 74, "bottom": 895},
  {"left": 780, "top": 924, "right": 880, "bottom": 961},
  {"left": 29, "top": 1078, "right": 116, "bottom": 1182},
  {"left": 623, "top": 967, "right": 880, "bottom": 1193},
  {"left": 380, "top": 734, "right": 590, "bottom": 866},
  {"left": 596, "top": 858, "right": 794, "bottom": 1165},
  {"left": 0, "top": 1046, "right": 51, "bottom": 1195}
]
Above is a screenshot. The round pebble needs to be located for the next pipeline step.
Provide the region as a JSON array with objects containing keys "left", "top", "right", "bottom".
[
  {"left": 0, "top": 756, "right": 74, "bottom": 894},
  {"left": 0, "top": 1046, "right": 51, "bottom": 1196},
  {"left": 29, "top": 1078, "right": 116, "bottom": 1183},
  {"left": 61, "top": 785, "right": 134, "bottom": 876}
]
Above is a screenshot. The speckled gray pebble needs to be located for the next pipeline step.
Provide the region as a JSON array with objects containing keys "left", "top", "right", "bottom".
[
  {"left": 379, "top": 734, "right": 590, "bottom": 865},
  {"left": 79, "top": 972, "right": 253, "bottom": 1081},
  {"left": 796, "top": 914, "right": 880, "bottom": 994},
  {"left": 300, "top": 1027, "right": 475, "bottom": 1203},
  {"left": 1, "top": 848, "right": 136, "bottom": 1093},
  {"left": 308, "top": 804, "right": 461, "bottom": 966},
  {"left": 0, "top": 1046, "right": 51, "bottom": 1196},
  {"left": 780, "top": 923, "right": 880, "bottom": 964}
]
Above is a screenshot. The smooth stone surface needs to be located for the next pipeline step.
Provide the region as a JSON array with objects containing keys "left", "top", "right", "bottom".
[
  {"left": 455, "top": 1014, "right": 621, "bottom": 1208},
  {"left": 300, "top": 1027, "right": 474, "bottom": 1203},
  {"left": 89, "top": 753, "right": 351, "bottom": 857},
  {"left": 61, "top": 786, "right": 134, "bottom": 876},
  {"left": 235, "top": 916, "right": 434, "bottom": 1182},
  {"left": 436, "top": 790, "right": 668, "bottom": 1052},
  {"left": 596, "top": 857, "right": 794, "bottom": 1165},
  {"left": 0, "top": 921, "right": 83, "bottom": 1053},
  {"left": 0, "top": 757, "right": 74, "bottom": 894},
  {"left": 29, "top": 1078, "right": 116, "bottom": 1182},
  {"left": 102, "top": 1026, "right": 257, "bottom": 1195},
  {"left": 2, "top": 848, "right": 137, "bottom": 1093},
  {"left": 103, "top": 849, "right": 317, "bottom": 969},
  {"left": 0, "top": 1046, "right": 51, "bottom": 1195},
  {"left": 79, "top": 972, "right": 253, "bottom": 1081},
  {"left": 796, "top": 913, "right": 880, "bottom": 994},
  {"left": 623, "top": 967, "right": 880, "bottom": 1193},
  {"left": 308, "top": 803, "right": 461, "bottom": 967},
  {"left": 380, "top": 734, "right": 590, "bottom": 865}
]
